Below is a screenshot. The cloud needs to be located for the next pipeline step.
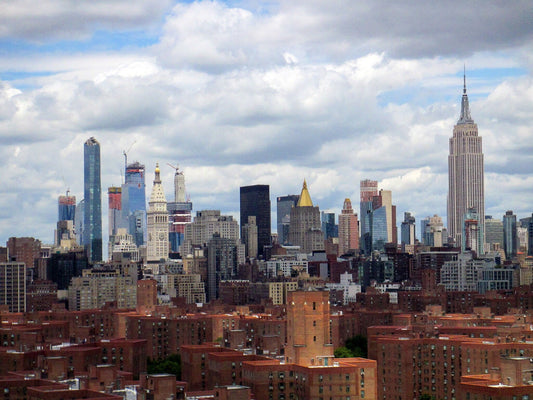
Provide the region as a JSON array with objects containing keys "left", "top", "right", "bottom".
[{"left": 0, "top": 0, "right": 173, "bottom": 41}]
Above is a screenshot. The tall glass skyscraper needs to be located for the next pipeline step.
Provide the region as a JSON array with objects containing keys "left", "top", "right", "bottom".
[
  {"left": 58, "top": 193, "right": 76, "bottom": 222},
  {"left": 83, "top": 137, "right": 102, "bottom": 262},
  {"left": 122, "top": 161, "right": 146, "bottom": 247}
]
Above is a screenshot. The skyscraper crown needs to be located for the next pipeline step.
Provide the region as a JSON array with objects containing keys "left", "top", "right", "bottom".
[{"left": 458, "top": 69, "right": 474, "bottom": 124}]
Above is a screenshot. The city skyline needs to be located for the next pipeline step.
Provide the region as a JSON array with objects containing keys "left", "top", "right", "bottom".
[{"left": 1, "top": 1, "right": 532, "bottom": 244}]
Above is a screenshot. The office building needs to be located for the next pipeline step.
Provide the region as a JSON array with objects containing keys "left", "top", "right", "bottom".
[
  {"left": 181, "top": 210, "right": 240, "bottom": 254},
  {"left": 338, "top": 198, "right": 359, "bottom": 255},
  {"left": 0, "top": 262, "right": 26, "bottom": 312},
  {"left": 167, "top": 165, "right": 192, "bottom": 254},
  {"left": 240, "top": 185, "right": 271, "bottom": 257},
  {"left": 147, "top": 164, "right": 169, "bottom": 262},
  {"left": 6, "top": 237, "right": 41, "bottom": 270},
  {"left": 83, "top": 137, "right": 103, "bottom": 262},
  {"left": 288, "top": 180, "right": 324, "bottom": 253},
  {"left": 401, "top": 212, "right": 416, "bottom": 245},
  {"left": 360, "top": 179, "right": 378, "bottom": 242},
  {"left": 447, "top": 73, "right": 484, "bottom": 249},
  {"left": 122, "top": 161, "right": 146, "bottom": 247},
  {"left": 503, "top": 210, "right": 517, "bottom": 260},
  {"left": 241, "top": 216, "right": 258, "bottom": 258},
  {"left": 321, "top": 211, "right": 337, "bottom": 239},
  {"left": 422, "top": 215, "right": 445, "bottom": 247},
  {"left": 276, "top": 194, "right": 299, "bottom": 245},
  {"left": 485, "top": 215, "right": 504, "bottom": 251}
]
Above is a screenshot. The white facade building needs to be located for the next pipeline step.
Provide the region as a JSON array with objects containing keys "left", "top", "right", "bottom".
[{"left": 147, "top": 164, "right": 169, "bottom": 262}]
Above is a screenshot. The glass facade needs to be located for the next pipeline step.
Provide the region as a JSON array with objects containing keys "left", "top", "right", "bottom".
[
  {"left": 503, "top": 210, "right": 517, "bottom": 259},
  {"left": 83, "top": 137, "right": 102, "bottom": 262},
  {"left": 372, "top": 206, "right": 388, "bottom": 252},
  {"left": 321, "top": 211, "right": 337, "bottom": 239},
  {"left": 58, "top": 195, "right": 76, "bottom": 221},
  {"left": 122, "top": 162, "right": 146, "bottom": 247},
  {"left": 277, "top": 195, "right": 299, "bottom": 245}
]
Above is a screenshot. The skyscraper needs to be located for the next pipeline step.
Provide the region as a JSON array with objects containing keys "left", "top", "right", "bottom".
[
  {"left": 167, "top": 164, "right": 192, "bottom": 254},
  {"left": 240, "top": 185, "right": 271, "bottom": 257},
  {"left": 485, "top": 215, "right": 504, "bottom": 251},
  {"left": 108, "top": 186, "right": 122, "bottom": 256},
  {"left": 321, "top": 211, "right": 337, "bottom": 239},
  {"left": 401, "top": 212, "right": 416, "bottom": 245},
  {"left": 121, "top": 161, "right": 146, "bottom": 247},
  {"left": 503, "top": 210, "right": 517, "bottom": 260},
  {"left": 447, "top": 73, "right": 484, "bottom": 250},
  {"left": 147, "top": 164, "right": 169, "bottom": 262},
  {"left": 338, "top": 198, "right": 359, "bottom": 255},
  {"left": 276, "top": 195, "right": 299, "bottom": 245},
  {"left": 288, "top": 180, "right": 324, "bottom": 253},
  {"left": 58, "top": 192, "right": 76, "bottom": 222},
  {"left": 83, "top": 137, "right": 102, "bottom": 262}
]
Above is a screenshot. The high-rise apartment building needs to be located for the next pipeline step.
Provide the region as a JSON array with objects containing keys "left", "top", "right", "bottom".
[
  {"left": 147, "top": 164, "right": 169, "bottom": 262},
  {"left": 360, "top": 179, "right": 378, "bottom": 241},
  {"left": 422, "top": 215, "right": 445, "bottom": 247},
  {"left": 401, "top": 212, "right": 416, "bottom": 245},
  {"left": 240, "top": 185, "right": 271, "bottom": 257},
  {"left": 6, "top": 237, "right": 41, "bottom": 270},
  {"left": 276, "top": 195, "right": 299, "bottom": 245},
  {"left": 447, "top": 74, "right": 484, "bottom": 250},
  {"left": 206, "top": 233, "right": 238, "bottom": 302},
  {"left": 108, "top": 186, "right": 122, "bottom": 236},
  {"left": 167, "top": 165, "right": 192, "bottom": 254},
  {"left": 83, "top": 137, "right": 102, "bottom": 262},
  {"left": 338, "top": 198, "right": 359, "bottom": 255},
  {"left": 463, "top": 207, "right": 483, "bottom": 255},
  {"left": 122, "top": 162, "right": 146, "bottom": 247},
  {"left": 503, "top": 210, "right": 517, "bottom": 260},
  {"left": 0, "top": 262, "right": 26, "bottom": 312},
  {"left": 288, "top": 180, "right": 324, "bottom": 253}
]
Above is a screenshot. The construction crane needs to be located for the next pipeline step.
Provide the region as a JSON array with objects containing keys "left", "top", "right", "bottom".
[
  {"left": 122, "top": 140, "right": 137, "bottom": 172},
  {"left": 167, "top": 162, "right": 181, "bottom": 174}
]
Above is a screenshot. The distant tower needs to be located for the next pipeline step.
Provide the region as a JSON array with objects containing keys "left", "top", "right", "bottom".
[
  {"left": 288, "top": 180, "right": 324, "bottom": 253},
  {"left": 58, "top": 192, "right": 76, "bottom": 222},
  {"left": 108, "top": 186, "right": 122, "bottom": 256},
  {"left": 401, "top": 212, "right": 416, "bottom": 245},
  {"left": 360, "top": 179, "right": 378, "bottom": 254},
  {"left": 147, "top": 164, "right": 169, "bottom": 262},
  {"left": 447, "top": 71, "right": 484, "bottom": 251},
  {"left": 463, "top": 208, "right": 482, "bottom": 255},
  {"left": 338, "top": 198, "right": 359, "bottom": 255},
  {"left": 276, "top": 195, "right": 299, "bottom": 245},
  {"left": 240, "top": 185, "right": 271, "bottom": 257},
  {"left": 242, "top": 216, "right": 258, "bottom": 258},
  {"left": 167, "top": 164, "right": 192, "bottom": 254},
  {"left": 122, "top": 161, "right": 146, "bottom": 247},
  {"left": 503, "top": 210, "right": 517, "bottom": 260},
  {"left": 83, "top": 137, "right": 102, "bottom": 262}
]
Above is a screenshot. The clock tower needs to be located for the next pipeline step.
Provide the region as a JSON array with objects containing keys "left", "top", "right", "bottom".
[{"left": 147, "top": 163, "right": 169, "bottom": 262}]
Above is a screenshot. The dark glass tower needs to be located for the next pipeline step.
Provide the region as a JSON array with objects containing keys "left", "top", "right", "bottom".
[
  {"left": 240, "top": 185, "right": 271, "bottom": 257},
  {"left": 83, "top": 137, "right": 102, "bottom": 262}
]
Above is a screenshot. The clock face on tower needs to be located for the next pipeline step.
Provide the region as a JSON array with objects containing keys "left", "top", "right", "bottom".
[{"left": 159, "top": 233, "right": 165, "bottom": 241}]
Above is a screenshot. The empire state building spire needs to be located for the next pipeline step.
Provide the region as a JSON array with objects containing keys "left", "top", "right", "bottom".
[{"left": 458, "top": 67, "right": 473, "bottom": 124}]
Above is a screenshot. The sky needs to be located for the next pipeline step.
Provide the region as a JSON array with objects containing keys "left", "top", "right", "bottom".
[{"left": 1, "top": 0, "right": 532, "bottom": 246}]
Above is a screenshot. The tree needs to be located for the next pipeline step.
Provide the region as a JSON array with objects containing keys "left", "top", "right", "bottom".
[
  {"left": 345, "top": 335, "right": 368, "bottom": 358},
  {"left": 334, "top": 346, "right": 354, "bottom": 358},
  {"left": 147, "top": 354, "right": 181, "bottom": 379}
]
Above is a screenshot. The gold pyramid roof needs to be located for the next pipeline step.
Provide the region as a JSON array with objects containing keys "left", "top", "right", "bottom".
[{"left": 297, "top": 179, "right": 313, "bottom": 207}]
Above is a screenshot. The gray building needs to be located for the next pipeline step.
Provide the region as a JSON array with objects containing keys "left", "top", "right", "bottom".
[
  {"left": 503, "top": 210, "right": 517, "bottom": 260},
  {"left": 207, "top": 233, "right": 238, "bottom": 302},
  {"left": 484, "top": 215, "right": 503, "bottom": 251},
  {"left": 276, "top": 194, "right": 299, "bottom": 245}
]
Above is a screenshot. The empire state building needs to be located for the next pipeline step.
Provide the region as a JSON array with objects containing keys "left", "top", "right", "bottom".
[{"left": 447, "top": 73, "right": 484, "bottom": 253}]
